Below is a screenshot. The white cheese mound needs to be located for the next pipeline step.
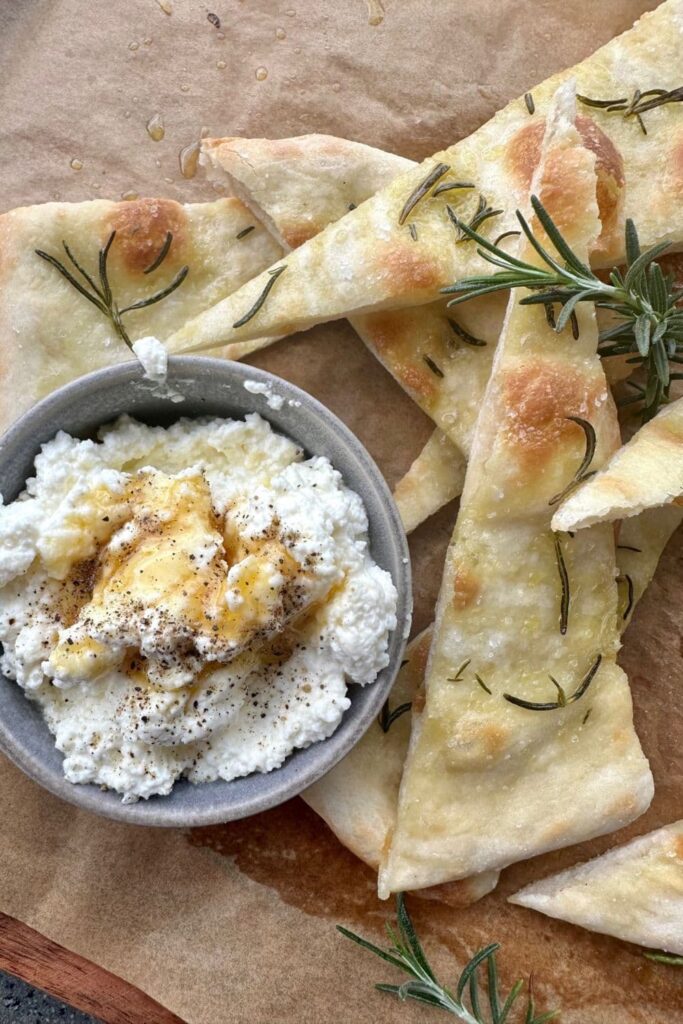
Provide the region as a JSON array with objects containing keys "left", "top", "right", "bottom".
[{"left": 0, "top": 414, "right": 398, "bottom": 803}]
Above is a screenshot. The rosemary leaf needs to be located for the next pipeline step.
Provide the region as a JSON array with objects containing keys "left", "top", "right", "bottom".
[
  {"left": 475, "top": 673, "right": 492, "bottom": 695},
  {"left": 35, "top": 250, "right": 108, "bottom": 316},
  {"left": 409, "top": 223, "right": 418, "bottom": 241},
  {"left": 549, "top": 417, "right": 597, "bottom": 506},
  {"left": 232, "top": 265, "right": 287, "bottom": 328},
  {"left": 62, "top": 241, "right": 106, "bottom": 299},
  {"left": 423, "top": 355, "right": 444, "bottom": 378},
  {"left": 143, "top": 231, "right": 173, "bottom": 274},
  {"left": 524, "top": 92, "right": 535, "bottom": 115},
  {"left": 398, "top": 163, "right": 450, "bottom": 225},
  {"left": 644, "top": 952, "right": 683, "bottom": 967},
  {"left": 98, "top": 231, "right": 116, "bottom": 308},
  {"left": 578, "top": 85, "right": 683, "bottom": 133},
  {"left": 447, "top": 317, "right": 487, "bottom": 347},
  {"left": 616, "top": 573, "right": 635, "bottom": 620},
  {"left": 448, "top": 658, "right": 471, "bottom": 682},
  {"left": 378, "top": 700, "right": 412, "bottom": 733},
  {"left": 451, "top": 194, "right": 503, "bottom": 243},
  {"left": 553, "top": 534, "right": 570, "bottom": 635},
  {"left": 494, "top": 230, "right": 522, "bottom": 246},
  {"left": 503, "top": 655, "right": 602, "bottom": 711},
  {"left": 119, "top": 265, "right": 189, "bottom": 313},
  {"left": 433, "top": 181, "right": 476, "bottom": 197}
]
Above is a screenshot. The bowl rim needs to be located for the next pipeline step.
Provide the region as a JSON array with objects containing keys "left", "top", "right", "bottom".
[{"left": 0, "top": 356, "right": 412, "bottom": 826}]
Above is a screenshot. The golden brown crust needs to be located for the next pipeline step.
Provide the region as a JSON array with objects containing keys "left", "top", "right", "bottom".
[
  {"left": 505, "top": 115, "right": 624, "bottom": 245},
  {"left": 378, "top": 242, "right": 443, "bottom": 296},
  {"left": 502, "top": 361, "right": 606, "bottom": 469},
  {"left": 451, "top": 566, "right": 479, "bottom": 610},
  {"left": 670, "top": 131, "right": 683, "bottom": 197},
  {"left": 105, "top": 198, "right": 188, "bottom": 274}
]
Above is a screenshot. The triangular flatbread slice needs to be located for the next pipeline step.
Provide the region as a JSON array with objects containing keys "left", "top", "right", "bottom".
[
  {"left": 202, "top": 134, "right": 498, "bottom": 460},
  {"left": 393, "top": 430, "right": 466, "bottom": 534},
  {"left": 303, "top": 502, "right": 677, "bottom": 892},
  {"left": 553, "top": 396, "right": 683, "bottom": 531},
  {"left": 302, "top": 628, "right": 499, "bottom": 906},
  {"left": 167, "top": 1, "right": 683, "bottom": 355},
  {"left": 379, "top": 89, "right": 653, "bottom": 897},
  {"left": 0, "top": 197, "right": 283, "bottom": 432},
  {"left": 510, "top": 820, "right": 683, "bottom": 955},
  {"left": 615, "top": 505, "right": 683, "bottom": 619}
]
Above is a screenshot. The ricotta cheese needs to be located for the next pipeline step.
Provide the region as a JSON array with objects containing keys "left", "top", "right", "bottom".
[{"left": 0, "top": 414, "right": 397, "bottom": 802}]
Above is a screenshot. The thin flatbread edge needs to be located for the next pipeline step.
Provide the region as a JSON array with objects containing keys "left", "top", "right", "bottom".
[{"left": 509, "top": 819, "right": 683, "bottom": 955}]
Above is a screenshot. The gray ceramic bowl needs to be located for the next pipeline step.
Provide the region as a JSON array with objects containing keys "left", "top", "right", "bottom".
[{"left": 0, "top": 357, "right": 411, "bottom": 826}]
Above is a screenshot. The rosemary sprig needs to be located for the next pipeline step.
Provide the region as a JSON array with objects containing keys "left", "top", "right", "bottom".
[
  {"left": 232, "top": 265, "right": 287, "bottom": 329},
  {"left": 338, "top": 894, "right": 558, "bottom": 1023},
  {"left": 378, "top": 700, "right": 412, "bottom": 733},
  {"left": 398, "top": 162, "right": 450, "bottom": 224},
  {"left": 442, "top": 197, "right": 683, "bottom": 421},
  {"left": 553, "top": 534, "right": 570, "bottom": 635},
  {"left": 448, "top": 316, "right": 487, "bottom": 347},
  {"left": 577, "top": 86, "right": 683, "bottom": 134},
  {"left": 447, "top": 197, "right": 503, "bottom": 243},
  {"left": 35, "top": 231, "right": 188, "bottom": 351},
  {"left": 549, "top": 417, "right": 597, "bottom": 506},
  {"left": 503, "top": 654, "right": 602, "bottom": 711}
]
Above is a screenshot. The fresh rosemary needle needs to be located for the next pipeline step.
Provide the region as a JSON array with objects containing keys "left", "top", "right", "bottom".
[
  {"left": 447, "top": 316, "right": 487, "bottom": 347},
  {"left": 443, "top": 197, "right": 683, "bottom": 421},
  {"left": 338, "top": 893, "right": 559, "bottom": 1023},
  {"left": 448, "top": 196, "right": 503, "bottom": 243},
  {"left": 553, "top": 534, "right": 570, "bottom": 636},
  {"left": 232, "top": 265, "right": 287, "bottom": 329},
  {"left": 503, "top": 654, "right": 602, "bottom": 711},
  {"left": 644, "top": 952, "right": 683, "bottom": 967},
  {"left": 577, "top": 86, "right": 683, "bottom": 134},
  {"left": 378, "top": 700, "right": 412, "bottom": 733},
  {"left": 448, "top": 658, "right": 471, "bottom": 682},
  {"left": 549, "top": 417, "right": 597, "bottom": 506},
  {"left": 433, "top": 180, "right": 476, "bottom": 197},
  {"left": 616, "top": 573, "right": 635, "bottom": 620},
  {"left": 398, "top": 162, "right": 450, "bottom": 224},
  {"left": 475, "top": 673, "right": 492, "bottom": 695},
  {"left": 423, "top": 354, "right": 444, "bottom": 377}
]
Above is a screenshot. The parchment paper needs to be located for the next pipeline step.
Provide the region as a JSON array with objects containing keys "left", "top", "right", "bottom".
[{"left": 0, "top": 1, "right": 681, "bottom": 1022}]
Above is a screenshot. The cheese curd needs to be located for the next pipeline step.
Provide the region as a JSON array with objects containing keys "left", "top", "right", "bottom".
[{"left": 0, "top": 414, "right": 397, "bottom": 802}]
